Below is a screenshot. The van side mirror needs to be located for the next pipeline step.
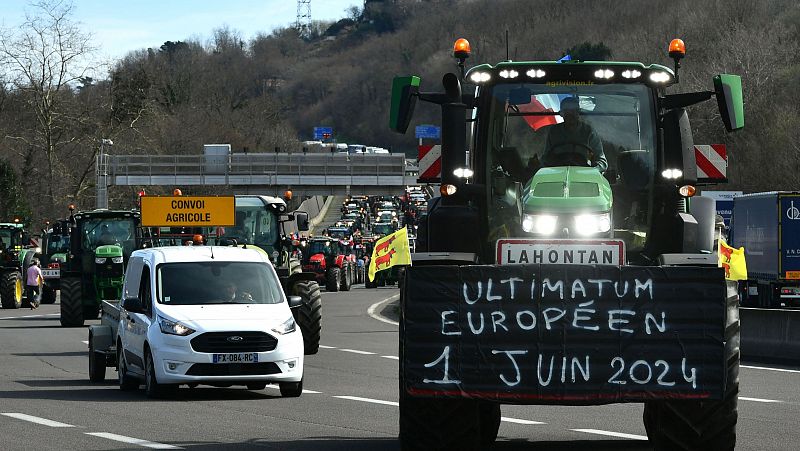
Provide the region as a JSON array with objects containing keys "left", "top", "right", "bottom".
[
  {"left": 661, "top": 108, "right": 697, "bottom": 185},
  {"left": 389, "top": 76, "right": 420, "bottom": 133},
  {"left": 287, "top": 296, "right": 303, "bottom": 309},
  {"left": 122, "top": 296, "right": 144, "bottom": 313},
  {"left": 294, "top": 211, "right": 309, "bottom": 232},
  {"left": 713, "top": 74, "right": 744, "bottom": 132}
]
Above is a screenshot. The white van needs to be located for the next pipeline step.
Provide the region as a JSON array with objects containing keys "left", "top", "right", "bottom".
[{"left": 107, "top": 246, "right": 304, "bottom": 398}]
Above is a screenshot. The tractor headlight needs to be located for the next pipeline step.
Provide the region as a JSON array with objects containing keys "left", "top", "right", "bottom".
[
  {"left": 521, "top": 214, "right": 557, "bottom": 235},
  {"left": 95, "top": 257, "right": 107, "bottom": 264},
  {"left": 574, "top": 213, "right": 612, "bottom": 236},
  {"left": 158, "top": 316, "right": 195, "bottom": 336},
  {"left": 111, "top": 256, "right": 124, "bottom": 264},
  {"left": 271, "top": 316, "right": 296, "bottom": 335}
]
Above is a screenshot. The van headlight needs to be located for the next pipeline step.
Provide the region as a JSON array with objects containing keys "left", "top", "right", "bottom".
[
  {"left": 574, "top": 213, "right": 612, "bottom": 236},
  {"left": 521, "top": 214, "right": 557, "bottom": 235},
  {"left": 158, "top": 316, "right": 195, "bottom": 336},
  {"left": 271, "top": 316, "right": 296, "bottom": 335}
]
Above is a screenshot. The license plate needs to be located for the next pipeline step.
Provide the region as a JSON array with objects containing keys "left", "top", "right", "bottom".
[
  {"left": 42, "top": 269, "right": 60, "bottom": 279},
  {"left": 212, "top": 353, "right": 259, "bottom": 364},
  {"left": 496, "top": 239, "right": 625, "bottom": 265}
]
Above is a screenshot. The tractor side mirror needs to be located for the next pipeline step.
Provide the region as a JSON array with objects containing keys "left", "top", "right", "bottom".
[
  {"left": 713, "top": 74, "right": 744, "bottom": 132},
  {"left": 294, "top": 211, "right": 309, "bottom": 232},
  {"left": 287, "top": 295, "right": 303, "bottom": 309},
  {"left": 389, "top": 76, "right": 420, "bottom": 133}
]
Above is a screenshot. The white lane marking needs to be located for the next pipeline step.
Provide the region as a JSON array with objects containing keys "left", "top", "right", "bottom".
[
  {"left": 1, "top": 413, "right": 74, "bottom": 428},
  {"left": 318, "top": 345, "right": 337, "bottom": 349},
  {"left": 0, "top": 313, "right": 60, "bottom": 320},
  {"left": 739, "top": 396, "right": 784, "bottom": 403},
  {"left": 381, "top": 355, "right": 399, "bottom": 360},
  {"left": 742, "top": 365, "right": 800, "bottom": 374},
  {"left": 572, "top": 429, "right": 648, "bottom": 440},
  {"left": 85, "top": 432, "right": 181, "bottom": 449},
  {"left": 81, "top": 340, "right": 89, "bottom": 345},
  {"left": 339, "top": 349, "right": 375, "bottom": 355},
  {"left": 501, "top": 417, "right": 545, "bottom": 425},
  {"left": 367, "top": 294, "right": 400, "bottom": 326},
  {"left": 334, "top": 395, "right": 399, "bottom": 407}
]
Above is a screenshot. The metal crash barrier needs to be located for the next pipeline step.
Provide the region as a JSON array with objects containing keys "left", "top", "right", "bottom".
[{"left": 741, "top": 307, "right": 800, "bottom": 364}]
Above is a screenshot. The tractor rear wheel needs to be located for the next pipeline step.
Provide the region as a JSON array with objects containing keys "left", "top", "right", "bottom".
[
  {"left": 59, "top": 278, "right": 84, "bottom": 327},
  {"left": 292, "top": 280, "right": 322, "bottom": 355},
  {"left": 644, "top": 283, "right": 739, "bottom": 450},
  {"left": 1, "top": 271, "right": 23, "bottom": 309},
  {"left": 326, "top": 267, "right": 340, "bottom": 292}
]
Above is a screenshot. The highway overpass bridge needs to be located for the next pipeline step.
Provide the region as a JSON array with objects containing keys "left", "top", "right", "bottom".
[{"left": 96, "top": 152, "right": 420, "bottom": 207}]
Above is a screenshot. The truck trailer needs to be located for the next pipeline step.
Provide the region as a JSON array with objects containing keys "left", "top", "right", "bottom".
[{"left": 731, "top": 192, "right": 800, "bottom": 307}]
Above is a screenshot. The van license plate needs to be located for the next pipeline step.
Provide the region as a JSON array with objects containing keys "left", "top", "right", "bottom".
[{"left": 212, "top": 353, "right": 259, "bottom": 364}]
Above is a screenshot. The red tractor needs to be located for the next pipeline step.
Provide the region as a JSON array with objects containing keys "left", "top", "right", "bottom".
[{"left": 302, "top": 237, "right": 356, "bottom": 292}]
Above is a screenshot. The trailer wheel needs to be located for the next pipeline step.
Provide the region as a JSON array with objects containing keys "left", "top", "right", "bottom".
[
  {"left": 326, "top": 267, "right": 340, "bottom": 292},
  {"left": 41, "top": 285, "right": 57, "bottom": 304},
  {"left": 644, "top": 284, "right": 739, "bottom": 450},
  {"left": 0, "top": 271, "right": 23, "bottom": 309},
  {"left": 292, "top": 280, "right": 322, "bottom": 355},
  {"left": 88, "top": 335, "right": 106, "bottom": 382}
]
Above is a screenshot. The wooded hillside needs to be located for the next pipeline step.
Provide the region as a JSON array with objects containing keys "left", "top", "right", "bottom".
[{"left": 0, "top": 0, "right": 798, "bottom": 223}]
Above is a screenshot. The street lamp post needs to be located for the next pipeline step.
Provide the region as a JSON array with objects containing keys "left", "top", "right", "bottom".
[{"left": 96, "top": 138, "right": 113, "bottom": 209}]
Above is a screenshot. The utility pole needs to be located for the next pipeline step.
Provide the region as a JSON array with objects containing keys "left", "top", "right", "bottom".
[{"left": 296, "top": 0, "right": 311, "bottom": 38}]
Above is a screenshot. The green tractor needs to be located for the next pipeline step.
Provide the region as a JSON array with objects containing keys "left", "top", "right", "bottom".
[
  {"left": 210, "top": 195, "right": 322, "bottom": 355},
  {"left": 38, "top": 219, "right": 72, "bottom": 305},
  {"left": 59, "top": 209, "right": 141, "bottom": 327},
  {"left": 391, "top": 37, "right": 744, "bottom": 450},
  {"left": 0, "top": 222, "right": 39, "bottom": 309}
]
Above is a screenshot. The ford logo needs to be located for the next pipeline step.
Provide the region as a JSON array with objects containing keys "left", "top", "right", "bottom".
[{"left": 226, "top": 336, "right": 244, "bottom": 343}]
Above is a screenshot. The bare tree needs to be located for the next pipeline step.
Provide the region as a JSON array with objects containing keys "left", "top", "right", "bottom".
[{"left": 0, "top": 0, "right": 97, "bottom": 208}]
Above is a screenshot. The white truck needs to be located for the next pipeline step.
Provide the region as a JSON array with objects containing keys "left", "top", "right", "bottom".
[{"left": 87, "top": 245, "right": 305, "bottom": 398}]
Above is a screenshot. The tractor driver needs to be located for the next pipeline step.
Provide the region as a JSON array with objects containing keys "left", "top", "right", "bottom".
[{"left": 541, "top": 96, "right": 608, "bottom": 173}]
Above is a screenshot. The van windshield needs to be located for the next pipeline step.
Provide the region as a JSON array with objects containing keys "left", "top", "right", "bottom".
[{"left": 157, "top": 262, "right": 283, "bottom": 305}]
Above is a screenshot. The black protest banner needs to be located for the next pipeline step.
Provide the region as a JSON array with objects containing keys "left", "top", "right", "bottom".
[{"left": 401, "top": 264, "right": 727, "bottom": 403}]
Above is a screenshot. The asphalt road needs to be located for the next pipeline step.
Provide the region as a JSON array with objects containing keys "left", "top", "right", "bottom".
[{"left": 0, "top": 287, "right": 796, "bottom": 450}]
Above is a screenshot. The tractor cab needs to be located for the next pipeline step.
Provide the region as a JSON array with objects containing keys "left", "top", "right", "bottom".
[{"left": 59, "top": 209, "right": 141, "bottom": 326}]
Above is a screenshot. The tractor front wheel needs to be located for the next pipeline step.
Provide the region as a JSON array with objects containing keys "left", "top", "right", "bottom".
[
  {"left": 59, "top": 278, "right": 84, "bottom": 327},
  {"left": 1, "top": 271, "right": 23, "bottom": 309},
  {"left": 326, "top": 267, "right": 340, "bottom": 292},
  {"left": 291, "top": 280, "right": 322, "bottom": 355}
]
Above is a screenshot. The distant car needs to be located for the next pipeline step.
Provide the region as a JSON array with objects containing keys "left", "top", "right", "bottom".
[
  {"left": 348, "top": 144, "right": 366, "bottom": 154},
  {"left": 371, "top": 222, "right": 396, "bottom": 237},
  {"left": 326, "top": 227, "right": 351, "bottom": 240}
]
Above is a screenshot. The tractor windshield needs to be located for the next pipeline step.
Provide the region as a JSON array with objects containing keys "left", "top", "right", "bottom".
[
  {"left": 221, "top": 198, "right": 279, "bottom": 248},
  {"left": 308, "top": 241, "right": 333, "bottom": 256},
  {"left": 484, "top": 82, "right": 656, "bottom": 254},
  {"left": 157, "top": 261, "right": 283, "bottom": 305},
  {"left": 81, "top": 218, "right": 136, "bottom": 255},
  {"left": 0, "top": 228, "right": 21, "bottom": 248},
  {"left": 47, "top": 234, "right": 70, "bottom": 254},
  {"left": 373, "top": 223, "right": 395, "bottom": 236}
]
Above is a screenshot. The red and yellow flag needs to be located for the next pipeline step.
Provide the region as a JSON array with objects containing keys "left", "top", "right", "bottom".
[
  {"left": 718, "top": 238, "right": 747, "bottom": 281},
  {"left": 368, "top": 227, "right": 412, "bottom": 282}
]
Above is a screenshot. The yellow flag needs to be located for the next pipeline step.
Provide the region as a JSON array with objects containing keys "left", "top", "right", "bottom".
[
  {"left": 718, "top": 238, "right": 747, "bottom": 281},
  {"left": 368, "top": 227, "right": 412, "bottom": 282}
]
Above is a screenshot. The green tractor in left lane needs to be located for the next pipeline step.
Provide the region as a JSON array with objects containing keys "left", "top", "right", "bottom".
[
  {"left": 0, "top": 222, "right": 39, "bottom": 309},
  {"left": 59, "top": 208, "right": 141, "bottom": 327}
]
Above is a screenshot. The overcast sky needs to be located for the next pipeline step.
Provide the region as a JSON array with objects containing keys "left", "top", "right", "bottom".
[{"left": 0, "top": 0, "right": 360, "bottom": 62}]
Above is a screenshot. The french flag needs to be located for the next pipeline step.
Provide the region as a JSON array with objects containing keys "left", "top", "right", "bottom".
[{"left": 518, "top": 94, "right": 564, "bottom": 131}]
